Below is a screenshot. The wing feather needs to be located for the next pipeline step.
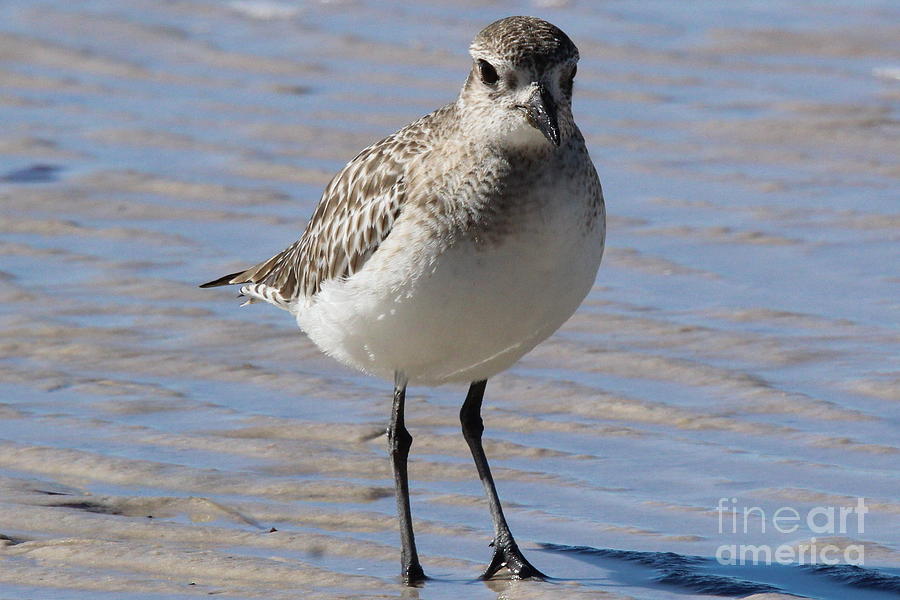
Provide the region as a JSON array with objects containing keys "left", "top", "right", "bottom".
[{"left": 199, "top": 107, "right": 446, "bottom": 309}]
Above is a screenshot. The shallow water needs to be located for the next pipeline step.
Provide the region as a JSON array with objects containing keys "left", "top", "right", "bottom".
[{"left": 1, "top": 1, "right": 898, "bottom": 598}]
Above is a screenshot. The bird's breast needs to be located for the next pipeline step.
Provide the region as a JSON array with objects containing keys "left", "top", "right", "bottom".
[{"left": 297, "top": 168, "right": 603, "bottom": 385}]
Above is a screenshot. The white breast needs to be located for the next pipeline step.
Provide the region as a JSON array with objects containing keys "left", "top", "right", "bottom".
[{"left": 297, "top": 184, "right": 604, "bottom": 385}]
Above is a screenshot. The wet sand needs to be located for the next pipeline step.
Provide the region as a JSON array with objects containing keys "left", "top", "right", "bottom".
[{"left": 0, "top": 1, "right": 898, "bottom": 598}]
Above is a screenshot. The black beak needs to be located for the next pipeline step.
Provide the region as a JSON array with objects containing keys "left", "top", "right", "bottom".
[{"left": 520, "top": 84, "right": 560, "bottom": 146}]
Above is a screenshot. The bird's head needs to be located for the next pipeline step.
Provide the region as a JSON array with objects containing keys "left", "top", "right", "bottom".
[{"left": 463, "top": 16, "right": 579, "bottom": 148}]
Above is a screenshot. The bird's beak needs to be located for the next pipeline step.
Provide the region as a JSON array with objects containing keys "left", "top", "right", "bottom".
[{"left": 520, "top": 84, "right": 560, "bottom": 146}]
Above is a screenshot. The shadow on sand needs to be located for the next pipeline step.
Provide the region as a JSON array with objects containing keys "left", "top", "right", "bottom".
[{"left": 538, "top": 543, "right": 900, "bottom": 599}]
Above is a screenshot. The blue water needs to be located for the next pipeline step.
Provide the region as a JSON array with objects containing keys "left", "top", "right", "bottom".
[{"left": 0, "top": 1, "right": 897, "bottom": 598}]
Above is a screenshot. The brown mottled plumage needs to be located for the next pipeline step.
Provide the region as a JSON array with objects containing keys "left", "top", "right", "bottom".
[
  {"left": 471, "top": 15, "right": 579, "bottom": 71},
  {"left": 202, "top": 16, "right": 605, "bottom": 585},
  {"left": 199, "top": 108, "right": 429, "bottom": 303},
  {"left": 201, "top": 17, "right": 595, "bottom": 308}
]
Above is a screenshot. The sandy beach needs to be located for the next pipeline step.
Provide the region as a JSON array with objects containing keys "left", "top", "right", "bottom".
[{"left": 0, "top": 1, "right": 898, "bottom": 598}]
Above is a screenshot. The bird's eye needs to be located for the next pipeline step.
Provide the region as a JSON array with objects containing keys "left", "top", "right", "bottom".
[
  {"left": 567, "top": 64, "right": 577, "bottom": 84},
  {"left": 478, "top": 60, "right": 499, "bottom": 85}
]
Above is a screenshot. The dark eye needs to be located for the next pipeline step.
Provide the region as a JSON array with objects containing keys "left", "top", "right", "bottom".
[
  {"left": 567, "top": 64, "right": 577, "bottom": 83},
  {"left": 478, "top": 59, "right": 499, "bottom": 85}
]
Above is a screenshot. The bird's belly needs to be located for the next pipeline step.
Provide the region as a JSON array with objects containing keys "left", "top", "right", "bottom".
[{"left": 298, "top": 204, "right": 603, "bottom": 385}]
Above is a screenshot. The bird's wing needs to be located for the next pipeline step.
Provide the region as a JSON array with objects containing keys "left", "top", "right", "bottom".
[{"left": 200, "top": 111, "right": 440, "bottom": 309}]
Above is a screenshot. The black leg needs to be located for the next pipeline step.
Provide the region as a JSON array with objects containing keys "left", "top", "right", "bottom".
[
  {"left": 388, "top": 372, "right": 425, "bottom": 584},
  {"left": 460, "top": 380, "right": 546, "bottom": 580}
]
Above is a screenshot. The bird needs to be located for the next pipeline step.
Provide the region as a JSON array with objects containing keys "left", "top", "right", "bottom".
[{"left": 201, "top": 15, "right": 605, "bottom": 584}]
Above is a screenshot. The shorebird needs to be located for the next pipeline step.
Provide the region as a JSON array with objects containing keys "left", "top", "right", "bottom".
[{"left": 202, "top": 16, "right": 605, "bottom": 584}]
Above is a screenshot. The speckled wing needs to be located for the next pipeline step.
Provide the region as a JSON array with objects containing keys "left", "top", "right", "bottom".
[{"left": 200, "top": 116, "right": 434, "bottom": 309}]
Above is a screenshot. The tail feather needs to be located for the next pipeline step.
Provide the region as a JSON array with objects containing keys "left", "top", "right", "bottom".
[
  {"left": 201, "top": 269, "right": 291, "bottom": 311},
  {"left": 199, "top": 271, "right": 248, "bottom": 288},
  {"left": 200, "top": 244, "right": 300, "bottom": 312}
]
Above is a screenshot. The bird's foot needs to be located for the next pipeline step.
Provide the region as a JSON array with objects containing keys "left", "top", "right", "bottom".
[
  {"left": 401, "top": 562, "right": 427, "bottom": 586},
  {"left": 480, "top": 540, "right": 547, "bottom": 580}
]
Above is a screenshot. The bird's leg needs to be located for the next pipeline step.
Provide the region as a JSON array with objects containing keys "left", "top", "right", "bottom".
[
  {"left": 460, "top": 380, "right": 546, "bottom": 580},
  {"left": 388, "top": 372, "right": 426, "bottom": 584}
]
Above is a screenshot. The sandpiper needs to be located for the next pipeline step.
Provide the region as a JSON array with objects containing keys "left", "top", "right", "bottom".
[{"left": 202, "top": 15, "right": 605, "bottom": 584}]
